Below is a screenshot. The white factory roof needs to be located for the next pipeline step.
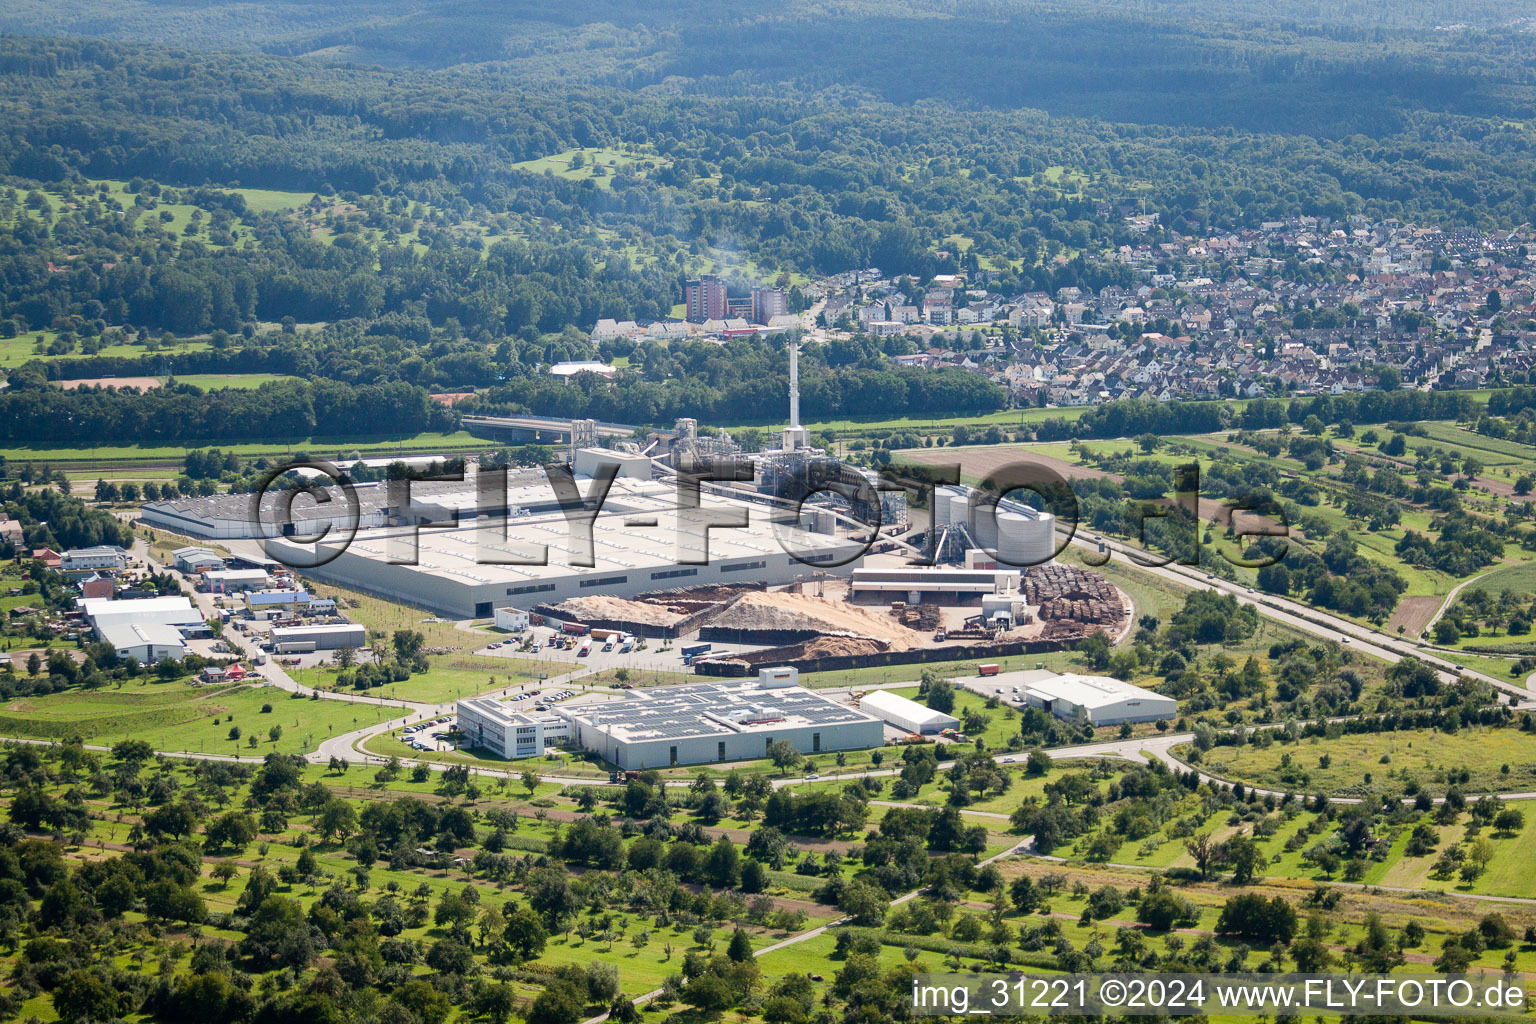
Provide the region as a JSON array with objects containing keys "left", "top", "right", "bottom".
[
  {"left": 267, "top": 476, "right": 860, "bottom": 585},
  {"left": 851, "top": 567, "right": 1020, "bottom": 592},
  {"left": 564, "top": 678, "right": 880, "bottom": 744},
  {"left": 203, "top": 569, "right": 270, "bottom": 582},
  {"left": 79, "top": 595, "right": 203, "bottom": 627},
  {"left": 244, "top": 588, "right": 309, "bottom": 604},
  {"left": 64, "top": 545, "right": 128, "bottom": 559},
  {"left": 1017, "top": 672, "right": 1170, "bottom": 709},
  {"left": 270, "top": 623, "right": 365, "bottom": 637},
  {"left": 549, "top": 360, "right": 617, "bottom": 377},
  {"left": 98, "top": 621, "right": 187, "bottom": 650},
  {"left": 859, "top": 688, "right": 960, "bottom": 728}
]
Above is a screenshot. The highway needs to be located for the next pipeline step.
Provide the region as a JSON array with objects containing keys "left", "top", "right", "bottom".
[{"left": 1061, "top": 524, "right": 1536, "bottom": 704}]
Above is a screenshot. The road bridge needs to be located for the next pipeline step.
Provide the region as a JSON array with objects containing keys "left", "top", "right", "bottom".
[{"left": 461, "top": 415, "right": 635, "bottom": 444}]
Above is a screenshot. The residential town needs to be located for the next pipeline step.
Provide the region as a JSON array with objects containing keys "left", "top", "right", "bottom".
[{"left": 581, "top": 216, "right": 1536, "bottom": 408}]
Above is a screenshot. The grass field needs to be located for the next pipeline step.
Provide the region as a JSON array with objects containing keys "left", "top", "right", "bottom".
[
  {"left": 231, "top": 185, "right": 314, "bottom": 213},
  {"left": 0, "top": 430, "right": 485, "bottom": 463},
  {"left": 1415, "top": 421, "right": 1536, "bottom": 466},
  {"left": 359, "top": 729, "right": 617, "bottom": 778},
  {"left": 0, "top": 681, "right": 397, "bottom": 755},
  {"left": 292, "top": 656, "right": 542, "bottom": 706},
  {"left": 1190, "top": 726, "right": 1536, "bottom": 797},
  {"left": 170, "top": 373, "right": 292, "bottom": 390},
  {"left": 306, "top": 580, "right": 528, "bottom": 657},
  {"left": 511, "top": 146, "right": 666, "bottom": 190},
  {"left": 1464, "top": 562, "right": 1536, "bottom": 599},
  {"left": 1437, "top": 649, "right": 1528, "bottom": 681},
  {"left": 0, "top": 331, "right": 213, "bottom": 368}
]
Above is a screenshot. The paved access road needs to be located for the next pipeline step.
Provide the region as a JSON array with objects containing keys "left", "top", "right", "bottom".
[{"left": 133, "top": 538, "right": 432, "bottom": 712}]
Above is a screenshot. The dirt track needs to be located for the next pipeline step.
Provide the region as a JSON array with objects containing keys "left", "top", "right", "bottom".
[{"left": 55, "top": 376, "right": 161, "bottom": 391}]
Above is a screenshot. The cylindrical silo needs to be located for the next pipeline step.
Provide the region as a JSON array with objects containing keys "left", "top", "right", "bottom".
[
  {"left": 996, "top": 511, "right": 1029, "bottom": 565},
  {"left": 933, "top": 485, "right": 962, "bottom": 528},
  {"left": 998, "top": 510, "right": 1056, "bottom": 566},
  {"left": 1022, "top": 510, "right": 1055, "bottom": 564},
  {"left": 949, "top": 492, "right": 971, "bottom": 537},
  {"left": 969, "top": 495, "right": 998, "bottom": 552}
]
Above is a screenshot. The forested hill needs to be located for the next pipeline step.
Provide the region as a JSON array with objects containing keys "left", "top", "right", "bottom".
[
  {"left": 4, "top": 0, "right": 1536, "bottom": 135},
  {"left": 5, "top": 5, "right": 1536, "bottom": 436}
]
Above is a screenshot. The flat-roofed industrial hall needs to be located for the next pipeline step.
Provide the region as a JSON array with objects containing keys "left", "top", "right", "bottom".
[{"left": 558, "top": 668, "right": 884, "bottom": 769}]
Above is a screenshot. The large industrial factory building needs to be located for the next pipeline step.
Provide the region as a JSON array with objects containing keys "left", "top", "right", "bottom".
[
  {"left": 557, "top": 668, "right": 885, "bottom": 769},
  {"left": 254, "top": 474, "right": 861, "bottom": 618},
  {"left": 140, "top": 342, "right": 896, "bottom": 620}
]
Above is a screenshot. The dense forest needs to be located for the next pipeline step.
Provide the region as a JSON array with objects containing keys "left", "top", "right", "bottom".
[
  {"left": 2, "top": 4, "right": 1536, "bottom": 431},
  {"left": 0, "top": 379, "right": 456, "bottom": 447},
  {"left": 7, "top": 0, "right": 1536, "bottom": 135}
]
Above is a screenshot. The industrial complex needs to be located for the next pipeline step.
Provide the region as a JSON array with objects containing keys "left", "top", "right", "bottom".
[
  {"left": 453, "top": 662, "right": 1175, "bottom": 766},
  {"left": 132, "top": 341, "right": 1141, "bottom": 750},
  {"left": 136, "top": 341, "right": 1111, "bottom": 643},
  {"left": 457, "top": 667, "right": 885, "bottom": 768}
]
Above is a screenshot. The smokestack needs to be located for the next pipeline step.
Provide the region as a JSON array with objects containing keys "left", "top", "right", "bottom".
[{"left": 788, "top": 340, "right": 800, "bottom": 429}]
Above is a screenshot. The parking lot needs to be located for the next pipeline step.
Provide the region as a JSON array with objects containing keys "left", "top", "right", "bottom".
[
  {"left": 401, "top": 715, "right": 456, "bottom": 751},
  {"left": 474, "top": 624, "right": 767, "bottom": 673}
]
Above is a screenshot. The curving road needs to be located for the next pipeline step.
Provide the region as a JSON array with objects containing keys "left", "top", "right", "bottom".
[{"left": 1062, "top": 525, "right": 1536, "bottom": 704}]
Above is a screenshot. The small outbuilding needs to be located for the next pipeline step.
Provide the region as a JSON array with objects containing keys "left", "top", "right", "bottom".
[
  {"left": 859, "top": 689, "right": 960, "bottom": 735},
  {"left": 494, "top": 607, "right": 530, "bottom": 632}
]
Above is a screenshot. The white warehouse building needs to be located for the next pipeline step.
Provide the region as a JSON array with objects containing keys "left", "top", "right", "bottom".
[
  {"left": 561, "top": 668, "right": 884, "bottom": 769},
  {"left": 98, "top": 621, "right": 189, "bottom": 663},
  {"left": 79, "top": 596, "right": 207, "bottom": 639},
  {"left": 268, "top": 623, "right": 366, "bottom": 653},
  {"left": 961, "top": 669, "right": 1175, "bottom": 725},
  {"left": 203, "top": 569, "right": 271, "bottom": 593},
  {"left": 859, "top": 688, "right": 960, "bottom": 735},
  {"left": 61, "top": 545, "right": 129, "bottom": 574}
]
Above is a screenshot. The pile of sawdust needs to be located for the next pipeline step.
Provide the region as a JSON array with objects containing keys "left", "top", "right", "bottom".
[
  {"left": 547, "top": 595, "right": 688, "bottom": 627},
  {"left": 734, "top": 634, "right": 893, "bottom": 665},
  {"left": 710, "top": 592, "right": 924, "bottom": 649},
  {"left": 797, "top": 635, "right": 893, "bottom": 658}
]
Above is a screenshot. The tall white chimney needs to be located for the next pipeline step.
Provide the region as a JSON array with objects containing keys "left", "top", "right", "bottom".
[{"left": 788, "top": 340, "right": 800, "bottom": 429}]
